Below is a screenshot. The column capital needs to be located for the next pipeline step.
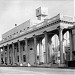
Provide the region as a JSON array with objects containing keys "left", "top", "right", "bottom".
[
  {"left": 33, "top": 34, "right": 36, "bottom": 37},
  {"left": 12, "top": 42, "right": 14, "bottom": 45},
  {"left": 17, "top": 40, "right": 19, "bottom": 42},
  {"left": 33, "top": 35, "right": 37, "bottom": 39},
  {"left": 12, "top": 42, "right": 14, "bottom": 44},
  {"left": 43, "top": 31, "right": 47, "bottom": 34},
  {"left": 7, "top": 44, "right": 9, "bottom": 46},
  {"left": 57, "top": 26, "right": 64, "bottom": 30},
  {"left": 3, "top": 45, "right": 4, "bottom": 47},
  {"left": 24, "top": 38, "right": 28, "bottom": 40}
]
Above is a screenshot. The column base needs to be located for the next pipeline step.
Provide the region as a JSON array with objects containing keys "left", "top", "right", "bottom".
[
  {"left": 58, "top": 64, "right": 66, "bottom": 68},
  {"left": 12, "top": 63, "right": 17, "bottom": 66},
  {"left": 3, "top": 63, "right": 6, "bottom": 65},
  {"left": 7, "top": 64, "right": 11, "bottom": 65}
]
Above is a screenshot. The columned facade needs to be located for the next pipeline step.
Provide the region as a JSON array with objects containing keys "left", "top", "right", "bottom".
[
  {"left": 0, "top": 14, "right": 74, "bottom": 67},
  {"left": 0, "top": 28, "right": 74, "bottom": 67}
]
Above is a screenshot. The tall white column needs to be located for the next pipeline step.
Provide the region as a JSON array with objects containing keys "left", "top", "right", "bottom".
[
  {"left": 69, "top": 30, "right": 73, "bottom": 61},
  {"left": 24, "top": 38, "right": 29, "bottom": 65},
  {"left": 48, "top": 38, "right": 52, "bottom": 63},
  {"left": 3, "top": 46, "right": 5, "bottom": 64},
  {"left": 10, "top": 46, "right": 12, "bottom": 65},
  {"left": 34, "top": 35, "right": 37, "bottom": 65},
  {"left": 12, "top": 42, "right": 15, "bottom": 65},
  {"left": 59, "top": 28, "right": 64, "bottom": 64},
  {"left": 39, "top": 42, "right": 42, "bottom": 63},
  {"left": 15, "top": 44, "right": 17, "bottom": 64},
  {"left": 18, "top": 40, "right": 21, "bottom": 64},
  {"left": 44, "top": 31, "right": 48, "bottom": 64},
  {"left": 7, "top": 44, "right": 10, "bottom": 65}
]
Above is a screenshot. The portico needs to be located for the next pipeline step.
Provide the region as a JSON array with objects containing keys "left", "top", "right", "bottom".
[{"left": 0, "top": 13, "right": 74, "bottom": 67}]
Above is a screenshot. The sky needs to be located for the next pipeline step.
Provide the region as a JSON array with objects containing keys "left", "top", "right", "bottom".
[{"left": 0, "top": 0, "right": 74, "bottom": 41}]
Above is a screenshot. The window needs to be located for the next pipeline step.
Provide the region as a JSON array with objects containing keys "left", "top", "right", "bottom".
[
  {"left": 23, "top": 55, "right": 26, "bottom": 62},
  {"left": 17, "top": 56, "right": 19, "bottom": 62}
]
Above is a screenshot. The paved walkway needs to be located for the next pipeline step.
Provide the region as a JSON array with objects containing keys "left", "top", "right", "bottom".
[{"left": 0, "top": 67, "right": 74, "bottom": 75}]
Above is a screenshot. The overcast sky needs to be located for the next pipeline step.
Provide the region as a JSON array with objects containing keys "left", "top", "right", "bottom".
[{"left": 0, "top": 0, "right": 74, "bottom": 40}]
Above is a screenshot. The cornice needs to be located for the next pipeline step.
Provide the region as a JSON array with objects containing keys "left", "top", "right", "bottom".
[{"left": 0, "top": 18, "right": 74, "bottom": 45}]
